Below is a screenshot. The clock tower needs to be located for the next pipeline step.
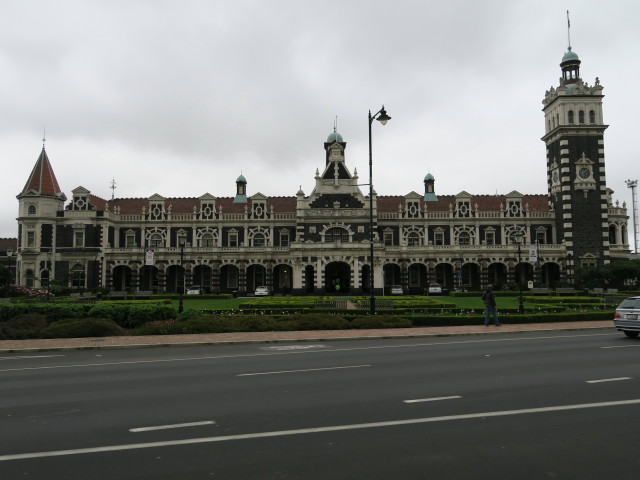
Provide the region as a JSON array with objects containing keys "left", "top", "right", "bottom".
[{"left": 542, "top": 44, "right": 609, "bottom": 267}]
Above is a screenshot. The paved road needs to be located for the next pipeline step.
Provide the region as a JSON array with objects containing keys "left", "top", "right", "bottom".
[{"left": 1, "top": 328, "right": 639, "bottom": 479}]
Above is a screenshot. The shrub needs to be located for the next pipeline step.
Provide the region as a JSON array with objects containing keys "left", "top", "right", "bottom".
[
  {"left": 125, "top": 305, "right": 178, "bottom": 328},
  {"left": 40, "top": 318, "right": 125, "bottom": 338},
  {"left": 0, "top": 304, "right": 31, "bottom": 323},
  {"left": 87, "top": 303, "right": 131, "bottom": 326},
  {"left": 0, "top": 313, "right": 48, "bottom": 339},
  {"left": 350, "top": 315, "right": 412, "bottom": 329},
  {"left": 277, "top": 313, "right": 350, "bottom": 330}
]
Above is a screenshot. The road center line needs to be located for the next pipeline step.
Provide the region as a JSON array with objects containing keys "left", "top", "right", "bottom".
[
  {"left": 237, "top": 364, "right": 371, "bottom": 376},
  {"left": 404, "top": 396, "right": 462, "bottom": 403},
  {"left": 3, "top": 399, "right": 639, "bottom": 462},
  {"left": 585, "top": 377, "right": 632, "bottom": 383},
  {"left": 130, "top": 421, "right": 215, "bottom": 433},
  {"left": 601, "top": 345, "right": 640, "bottom": 349}
]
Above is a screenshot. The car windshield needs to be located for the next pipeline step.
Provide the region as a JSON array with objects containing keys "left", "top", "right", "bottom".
[{"left": 618, "top": 298, "right": 640, "bottom": 309}]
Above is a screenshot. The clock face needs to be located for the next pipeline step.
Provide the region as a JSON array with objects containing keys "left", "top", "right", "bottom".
[{"left": 578, "top": 167, "right": 591, "bottom": 180}]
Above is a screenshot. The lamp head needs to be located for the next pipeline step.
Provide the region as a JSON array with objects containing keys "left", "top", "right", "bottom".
[
  {"left": 377, "top": 106, "right": 391, "bottom": 125},
  {"left": 6, "top": 248, "right": 13, "bottom": 257}
]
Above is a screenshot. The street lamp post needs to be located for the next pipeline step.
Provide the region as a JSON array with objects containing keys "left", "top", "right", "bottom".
[
  {"left": 512, "top": 232, "right": 525, "bottom": 314},
  {"left": 45, "top": 252, "right": 52, "bottom": 302},
  {"left": 368, "top": 106, "right": 391, "bottom": 315},
  {"left": 178, "top": 242, "right": 189, "bottom": 314}
]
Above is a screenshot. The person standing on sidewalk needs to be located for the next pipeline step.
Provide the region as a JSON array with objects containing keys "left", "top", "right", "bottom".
[{"left": 482, "top": 285, "right": 501, "bottom": 326}]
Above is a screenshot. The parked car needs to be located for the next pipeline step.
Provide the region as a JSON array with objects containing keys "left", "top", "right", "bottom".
[
  {"left": 428, "top": 283, "right": 443, "bottom": 295},
  {"left": 186, "top": 285, "right": 203, "bottom": 295},
  {"left": 613, "top": 296, "right": 640, "bottom": 338},
  {"left": 254, "top": 286, "right": 270, "bottom": 296},
  {"left": 390, "top": 285, "right": 403, "bottom": 295}
]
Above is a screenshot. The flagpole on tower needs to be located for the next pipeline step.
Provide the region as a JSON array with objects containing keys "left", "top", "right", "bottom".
[{"left": 566, "top": 10, "right": 572, "bottom": 49}]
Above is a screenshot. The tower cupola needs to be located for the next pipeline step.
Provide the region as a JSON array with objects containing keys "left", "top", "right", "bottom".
[
  {"left": 560, "top": 47, "right": 581, "bottom": 85},
  {"left": 233, "top": 173, "right": 248, "bottom": 203}
]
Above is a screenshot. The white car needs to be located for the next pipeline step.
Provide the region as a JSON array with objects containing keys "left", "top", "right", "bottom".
[
  {"left": 428, "top": 283, "right": 443, "bottom": 295},
  {"left": 613, "top": 296, "right": 640, "bottom": 338},
  {"left": 390, "top": 285, "right": 403, "bottom": 295},
  {"left": 254, "top": 286, "right": 270, "bottom": 296},
  {"left": 186, "top": 286, "right": 203, "bottom": 295}
]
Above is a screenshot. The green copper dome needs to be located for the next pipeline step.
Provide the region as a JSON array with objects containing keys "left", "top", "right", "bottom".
[
  {"left": 561, "top": 48, "right": 579, "bottom": 63},
  {"left": 327, "top": 131, "right": 344, "bottom": 142},
  {"left": 236, "top": 174, "right": 247, "bottom": 183}
]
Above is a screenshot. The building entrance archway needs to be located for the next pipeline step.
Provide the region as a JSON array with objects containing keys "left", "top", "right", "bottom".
[{"left": 325, "top": 261, "right": 350, "bottom": 294}]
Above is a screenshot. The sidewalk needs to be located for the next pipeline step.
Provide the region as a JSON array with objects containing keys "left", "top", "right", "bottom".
[{"left": 0, "top": 321, "right": 614, "bottom": 353}]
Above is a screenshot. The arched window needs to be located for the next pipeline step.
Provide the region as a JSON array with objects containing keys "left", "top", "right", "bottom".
[
  {"left": 149, "top": 234, "right": 163, "bottom": 248},
  {"left": 589, "top": 110, "right": 595, "bottom": 123},
  {"left": 578, "top": 110, "right": 585, "bottom": 124},
  {"left": 407, "top": 232, "right": 421, "bottom": 246},
  {"left": 252, "top": 233, "right": 266, "bottom": 247},
  {"left": 458, "top": 232, "right": 471, "bottom": 245},
  {"left": 609, "top": 225, "right": 617, "bottom": 245},
  {"left": 567, "top": 110, "right": 574, "bottom": 123},
  {"left": 201, "top": 233, "right": 214, "bottom": 247},
  {"left": 28, "top": 205, "right": 37, "bottom": 215},
  {"left": 325, "top": 227, "right": 349, "bottom": 243}
]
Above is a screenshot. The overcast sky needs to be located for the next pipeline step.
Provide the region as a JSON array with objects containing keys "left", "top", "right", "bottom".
[{"left": 1, "top": 0, "right": 638, "bottom": 241}]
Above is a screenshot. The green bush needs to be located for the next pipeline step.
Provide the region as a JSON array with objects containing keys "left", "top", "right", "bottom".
[
  {"left": 40, "top": 318, "right": 125, "bottom": 338},
  {"left": 125, "top": 305, "right": 178, "bottom": 328},
  {"left": 277, "top": 313, "right": 350, "bottom": 330},
  {"left": 87, "top": 303, "right": 131, "bottom": 326},
  {"left": 0, "top": 304, "right": 31, "bottom": 323},
  {"left": 0, "top": 313, "right": 48, "bottom": 339},
  {"left": 350, "top": 315, "right": 412, "bottom": 329}
]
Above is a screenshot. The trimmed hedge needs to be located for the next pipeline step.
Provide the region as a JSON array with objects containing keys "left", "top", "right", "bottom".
[
  {"left": 40, "top": 318, "right": 125, "bottom": 338},
  {"left": 0, "top": 313, "right": 48, "bottom": 339}
]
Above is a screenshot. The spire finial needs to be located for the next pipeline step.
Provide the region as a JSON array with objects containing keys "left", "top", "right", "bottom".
[
  {"left": 42, "top": 125, "right": 46, "bottom": 149},
  {"left": 566, "top": 10, "right": 572, "bottom": 50},
  {"left": 110, "top": 178, "right": 117, "bottom": 201},
  {"left": 334, "top": 116, "right": 338, "bottom": 133}
]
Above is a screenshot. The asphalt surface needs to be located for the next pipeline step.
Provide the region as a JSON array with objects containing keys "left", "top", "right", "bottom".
[{"left": 2, "top": 326, "right": 639, "bottom": 479}]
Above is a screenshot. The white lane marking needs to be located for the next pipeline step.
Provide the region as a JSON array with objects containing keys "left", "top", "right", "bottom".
[
  {"left": 3, "top": 399, "right": 639, "bottom": 462},
  {"left": 237, "top": 364, "right": 370, "bottom": 376},
  {"left": 601, "top": 345, "right": 640, "bottom": 349},
  {"left": 264, "top": 345, "right": 327, "bottom": 351},
  {"left": 586, "top": 377, "right": 632, "bottom": 384},
  {"left": 0, "top": 332, "right": 617, "bottom": 373},
  {"left": 130, "top": 421, "right": 215, "bottom": 433},
  {"left": 404, "top": 396, "right": 462, "bottom": 404}
]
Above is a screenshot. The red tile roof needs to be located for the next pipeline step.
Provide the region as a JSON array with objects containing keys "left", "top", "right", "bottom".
[
  {"left": 20, "top": 148, "right": 64, "bottom": 198},
  {"left": 88, "top": 193, "right": 548, "bottom": 214},
  {"left": 377, "top": 194, "right": 549, "bottom": 212}
]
